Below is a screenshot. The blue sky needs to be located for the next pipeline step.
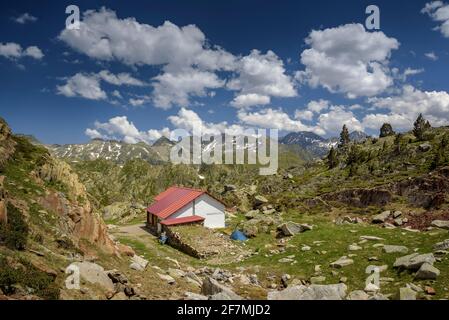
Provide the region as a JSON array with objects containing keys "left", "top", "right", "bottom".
[{"left": 0, "top": 0, "right": 448, "bottom": 144}]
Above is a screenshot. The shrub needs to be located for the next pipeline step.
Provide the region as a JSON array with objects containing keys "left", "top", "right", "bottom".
[
  {"left": 0, "top": 203, "right": 29, "bottom": 250},
  {"left": 0, "top": 256, "right": 59, "bottom": 299}
]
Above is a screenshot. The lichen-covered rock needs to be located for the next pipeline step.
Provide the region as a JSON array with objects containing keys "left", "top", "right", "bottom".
[
  {"left": 372, "top": 211, "right": 391, "bottom": 223},
  {"left": 268, "top": 283, "right": 347, "bottom": 300},
  {"left": 201, "top": 277, "right": 242, "bottom": 300},
  {"left": 347, "top": 290, "right": 369, "bottom": 300},
  {"left": 414, "top": 263, "right": 440, "bottom": 280},
  {"left": 254, "top": 195, "right": 269, "bottom": 207},
  {"left": 330, "top": 257, "right": 354, "bottom": 268},
  {"left": 393, "top": 253, "right": 436, "bottom": 270},
  {"left": 399, "top": 287, "right": 416, "bottom": 300},
  {"left": 431, "top": 220, "right": 449, "bottom": 230},
  {"left": 277, "top": 222, "right": 312, "bottom": 237},
  {"left": 434, "top": 239, "right": 449, "bottom": 251},
  {"left": 383, "top": 245, "right": 409, "bottom": 254},
  {"left": 65, "top": 262, "right": 114, "bottom": 292}
]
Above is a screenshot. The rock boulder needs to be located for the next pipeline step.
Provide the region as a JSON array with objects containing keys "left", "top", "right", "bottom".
[
  {"left": 393, "top": 253, "right": 436, "bottom": 270},
  {"left": 431, "top": 220, "right": 449, "bottom": 230},
  {"left": 66, "top": 262, "right": 114, "bottom": 292},
  {"left": 268, "top": 284, "right": 347, "bottom": 300}
]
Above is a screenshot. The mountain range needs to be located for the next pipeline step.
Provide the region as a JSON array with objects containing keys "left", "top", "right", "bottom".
[{"left": 46, "top": 130, "right": 369, "bottom": 164}]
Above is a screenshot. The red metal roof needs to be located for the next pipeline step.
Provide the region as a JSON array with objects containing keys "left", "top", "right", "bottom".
[
  {"left": 148, "top": 186, "right": 205, "bottom": 219},
  {"left": 160, "top": 215, "right": 205, "bottom": 226}
]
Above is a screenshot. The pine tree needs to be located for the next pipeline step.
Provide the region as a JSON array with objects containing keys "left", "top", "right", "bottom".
[
  {"left": 349, "top": 163, "right": 358, "bottom": 177},
  {"left": 327, "top": 147, "right": 338, "bottom": 169},
  {"left": 394, "top": 133, "right": 403, "bottom": 155},
  {"left": 413, "top": 114, "right": 429, "bottom": 141},
  {"left": 340, "top": 125, "right": 350, "bottom": 146},
  {"left": 346, "top": 145, "right": 359, "bottom": 166},
  {"left": 431, "top": 133, "right": 449, "bottom": 170},
  {"left": 430, "top": 149, "right": 445, "bottom": 170},
  {"left": 441, "top": 133, "right": 449, "bottom": 148},
  {"left": 379, "top": 123, "right": 395, "bottom": 138}
]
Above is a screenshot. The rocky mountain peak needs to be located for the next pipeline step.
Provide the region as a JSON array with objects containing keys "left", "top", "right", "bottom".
[
  {"left": 152, "top": 136, "right": 175, "bottom": 147},
  {"left": 349, "top": 130, "right": 369, "bottom": 142}
]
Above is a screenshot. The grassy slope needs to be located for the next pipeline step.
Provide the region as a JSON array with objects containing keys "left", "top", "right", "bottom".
[{"left": 225, "top": 214, "right": 449, "bottom": 299}]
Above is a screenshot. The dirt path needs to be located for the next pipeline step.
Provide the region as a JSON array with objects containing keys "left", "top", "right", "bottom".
[{"left": 113, "top": 223, "right": 153, "bottom": 238}]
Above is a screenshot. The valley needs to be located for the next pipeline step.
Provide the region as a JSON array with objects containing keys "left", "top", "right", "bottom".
[{"left": 1, "top": 115, "right": 449, "bottom": 300}]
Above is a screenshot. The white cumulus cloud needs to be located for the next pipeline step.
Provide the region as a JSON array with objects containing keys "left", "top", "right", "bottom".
[
  {"left": 316, "top": 106, "right": 364, "bottom": 135},
  {"left": 425, "top": 51, "right": 439, "bottom": 60},
  {"left": 228, "top": 50, "right": 297, "bottom": 107},
  {"left": 13, "top": 13, "right": 38, "bottom": 24},
  {"left": 57, "top": 73, "right": 107, "bottom": 100},
  {"left": 364, "top": 85, "right": 449, "bottom": 130},
  {"left": 98, "top": 70, "right": 146, "bottom": 86},
  {"left": 57, "top": 70, "right": 146, "bottom": 101},
  {"left": 0, "top": 42, "right": 44, "bottom": 60},
  {"left": 298, "top": 23, "right": 399, "bottom": 98},
  {"left": 237, "top": 108, "right": 318, "bottom": 133},
  {"left": 58, "top": 8, "right": 238, "bottom": 109},
  {"left": 152, "top": 68, "right": 224, "bottom": 109},
  {"left": 230, "top": 93, "right": 271, "bottom": 108},
  {"left": 422, "top": 1, "right": 449, "bottom": 37},
  {"left": 86, "top": 116, "right": 171, "bottom": 143}
]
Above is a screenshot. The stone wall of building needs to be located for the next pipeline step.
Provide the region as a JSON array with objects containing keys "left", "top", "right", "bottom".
[{"left": 162, "top": 223, "right": 207, "bottom": 259}]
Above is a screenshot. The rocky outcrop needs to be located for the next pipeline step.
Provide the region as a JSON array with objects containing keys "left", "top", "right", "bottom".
[
  {"left": 0, "top": 117, "right": 14, "bottom": 225},
  {"left": 392, "top": 167, "right": 449, "bottom": 209},
  {"left": 37, "top": 159, "right": 88, "bottom": 201},
  {"left": 321, "top": 188, "right": 391, "bottom": 208},
  {"left": 0, "top": 117, "right": 16, "bottom": 168},
  {"left": 0, "top": 176, "right": 7, "bottom": 224},
  {"left": 102, "top": 202, "right": 145, "bottom": 223},
  {"left": 39, "top": 191, "right": 115, "bottom": 254},
  {"left": 317, "top": 167, "right": 449, "bottom": 210},
  {"left": 36, "top": 159, "right": 116, "bottom": 254}
]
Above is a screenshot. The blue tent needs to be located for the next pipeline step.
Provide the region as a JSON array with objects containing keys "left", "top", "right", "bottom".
[{"left": 230, "top": 230, "right": 248, "bottom": 241}]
